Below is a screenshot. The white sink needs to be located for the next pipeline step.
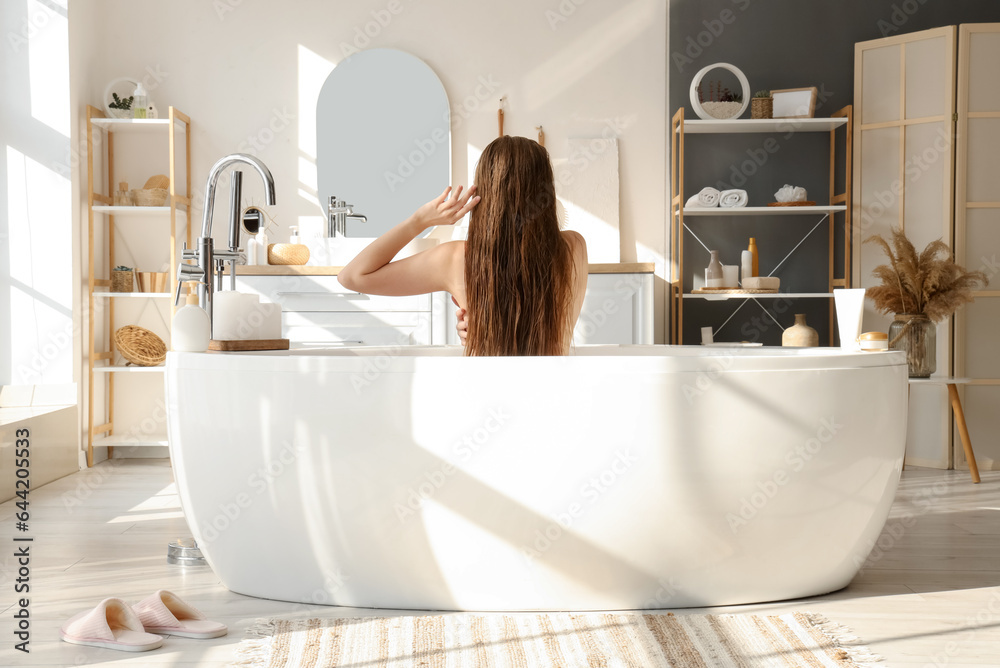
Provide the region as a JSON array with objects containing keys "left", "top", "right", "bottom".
[{"left": 303, "top": 237, "right": 439, "bottom": 266}]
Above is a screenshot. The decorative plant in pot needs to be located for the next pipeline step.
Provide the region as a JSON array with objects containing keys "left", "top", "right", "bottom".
[
  {"left": 751, "top": 89, "right": 772, "bottom": 119},
  {"left": 866, "top": 228, "right": 988, "bottom": 377},
  {"left": 107, "top": 92, "right": 133, "bottom": 119}
]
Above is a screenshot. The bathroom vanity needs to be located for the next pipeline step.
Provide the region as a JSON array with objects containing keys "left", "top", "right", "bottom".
[{"left": 233, "top": 263, "right": 653, "bottom": 347}]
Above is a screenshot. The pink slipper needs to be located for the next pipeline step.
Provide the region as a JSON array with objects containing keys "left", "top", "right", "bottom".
[
  {"left": 60, "top": 597, "right": 163, "bottom": 652},
  {"left": 132, "top": 590, "right": 227, "bottom": 639}
]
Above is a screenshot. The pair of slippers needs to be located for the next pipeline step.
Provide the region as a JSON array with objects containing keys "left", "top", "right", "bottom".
[{"left": 60, "top": 589, "right": 227, "bottom": 652}]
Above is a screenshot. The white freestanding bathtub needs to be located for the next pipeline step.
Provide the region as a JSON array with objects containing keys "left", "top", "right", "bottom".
[{"left": 165, "top": 345, "right": 907, "bottom": 611}]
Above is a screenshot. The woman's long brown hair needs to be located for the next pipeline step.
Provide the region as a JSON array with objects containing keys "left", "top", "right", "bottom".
[{"left": 464, "top": 136, "right": 575, "bottom": 356}]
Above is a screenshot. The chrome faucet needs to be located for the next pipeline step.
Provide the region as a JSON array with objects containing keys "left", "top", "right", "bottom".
[
  {"left": 174, "top": 153, "right": 276, "bottom": 336},
  {"left": 327, "top": 195, "right": 367, "bottom": 237}
]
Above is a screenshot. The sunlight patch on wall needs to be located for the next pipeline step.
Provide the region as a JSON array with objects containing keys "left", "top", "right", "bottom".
[
  {"left": 26, "top": 0, "right": 69, "bottom": 138},
  {"left": 298, "top": 44, "right": 336, "bottom": 161},
  {"left": 6, "top": 145, "right": 73, "bottom": 384}
]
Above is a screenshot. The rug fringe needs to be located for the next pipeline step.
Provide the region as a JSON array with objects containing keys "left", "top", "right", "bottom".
[
  {"left": 230, "top": 617, "right": 279, "bottom": 667},
  {"left": 804, "top": 613, "right": 884, "bottom": 667}
]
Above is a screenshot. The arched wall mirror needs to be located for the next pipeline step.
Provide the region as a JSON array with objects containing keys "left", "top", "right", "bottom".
[{"left": 317, "top": 48, "right": 451, "bottom": 238}]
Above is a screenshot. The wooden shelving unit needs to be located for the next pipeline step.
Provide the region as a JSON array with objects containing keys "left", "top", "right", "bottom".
[
  {"left": 669, "top": 106, "right": 853, "bottom": 344},
  {"left": 85, "top": 105, "right": 191, "bottom": 467}
]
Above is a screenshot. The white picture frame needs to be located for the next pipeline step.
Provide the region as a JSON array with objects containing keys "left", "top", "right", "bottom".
[{"left": 771, "top": 87, "right": 818, "bottom": 119}]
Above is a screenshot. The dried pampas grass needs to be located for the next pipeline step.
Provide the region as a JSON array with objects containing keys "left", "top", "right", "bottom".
[{"left": 865, "top": 228, "right": 988, "bottom": 322}]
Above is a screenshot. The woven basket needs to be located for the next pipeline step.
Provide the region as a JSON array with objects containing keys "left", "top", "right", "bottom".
[
  {"left": 114, "top": 325, "right": 166, "bottom": 366},
  {"left": 267, "top": 243, "right": 310, "bottom": 265},
  {"left": 751, "top": 97, "right": 773, "bottom": 119},
  {"left": 133, "top": 188, "right": 168, "bottom": 207}
]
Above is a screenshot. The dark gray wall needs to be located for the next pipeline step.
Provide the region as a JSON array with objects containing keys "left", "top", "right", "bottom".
[{"left": 669, "top": 0, "right": 1000, "bottom": 344}]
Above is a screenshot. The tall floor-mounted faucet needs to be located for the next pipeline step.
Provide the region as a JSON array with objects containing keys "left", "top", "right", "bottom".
[{"left": 174, "top": 154, "right": 276, "bottom": 336}]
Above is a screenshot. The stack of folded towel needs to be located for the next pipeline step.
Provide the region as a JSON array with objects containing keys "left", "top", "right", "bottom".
[
  {"left": 719, "top": 189, "right": 748, "bottom": 207},
  {"left": 685, "top": 187, "right": 748, "bottom": 208}
]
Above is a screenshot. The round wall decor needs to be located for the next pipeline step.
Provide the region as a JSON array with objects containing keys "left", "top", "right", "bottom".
[{"left": 689, "top": 63, "right": 751, "bottom": 120}]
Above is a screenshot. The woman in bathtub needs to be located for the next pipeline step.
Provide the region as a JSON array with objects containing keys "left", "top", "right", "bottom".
[{"left": 338, "top": 135, "right": 588, "bottom": 355}]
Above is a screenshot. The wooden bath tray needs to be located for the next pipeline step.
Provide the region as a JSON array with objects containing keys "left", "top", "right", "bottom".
[
  {"left": 208, "top": 339, "right": 289, "bottom": 351},
  {"left": 691, "top": 288, "right": 779, "bottom": 294}
]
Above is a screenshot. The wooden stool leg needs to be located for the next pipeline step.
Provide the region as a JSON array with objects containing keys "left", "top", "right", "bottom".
[{"left": 947, "top": 383, "right": 980, "bottom": 484}]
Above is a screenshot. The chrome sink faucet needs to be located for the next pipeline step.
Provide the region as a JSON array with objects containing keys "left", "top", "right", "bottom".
[
  {"left": 174, "top": 153, "right": 276, "bottom": 335},
  {"left": 327, "top": 195, "right": 367, "bottom": 237}
]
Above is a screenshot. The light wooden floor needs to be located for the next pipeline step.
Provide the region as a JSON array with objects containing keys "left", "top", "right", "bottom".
[{"left": 0, "top": 460, "right": 997, "bottom": 667}]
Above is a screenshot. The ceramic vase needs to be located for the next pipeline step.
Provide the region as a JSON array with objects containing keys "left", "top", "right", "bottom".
[
  {"left": 706, "top": 250, "right": 723, "bottom": 288},
  {"left": 782, "top": 314, "right": 819, "bottom": 347}
]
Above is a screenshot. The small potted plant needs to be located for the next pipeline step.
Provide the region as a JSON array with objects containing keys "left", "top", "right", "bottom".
[
  {"left": 111, "top": 265, "right": 134, "bottom": 293},
  {"left": 107, "top": 92, "right": 133, "bottom": 119},
  {"left": 866, "top": 228, "right": 988, "bottom": 377},
  {"left": 751, "top": 90, "right": 772, "bottom": 119}
]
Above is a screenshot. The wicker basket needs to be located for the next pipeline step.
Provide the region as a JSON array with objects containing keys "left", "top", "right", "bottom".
[
  {"left": 751, "top": 97, "right": 773, "bottom": 119},
  {"left": 267, "top": 243, "right": 310, "bottom": 265},
  {"left": 111, "top": 269, "right": 134, "bottom": 293},
  {"left": 114, "top": 325, "right": 166, "bottom": 366},
  {"left": 133, "top": 188, "right": 168, "bottom": 207}
]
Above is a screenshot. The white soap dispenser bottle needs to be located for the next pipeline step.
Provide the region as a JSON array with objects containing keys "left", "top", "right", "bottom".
[{"left": 171, "top": 294, "right": 211, "bottom": 351}]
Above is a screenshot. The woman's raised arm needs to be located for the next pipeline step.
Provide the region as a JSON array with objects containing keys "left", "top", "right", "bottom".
[{"left": 338, "top": 185, "right": 479, "bottom": 296}]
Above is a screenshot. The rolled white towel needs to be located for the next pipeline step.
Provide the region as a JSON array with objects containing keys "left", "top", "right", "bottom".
[
  {"left": 719, "top": 189, "right": 748, "bottom": 208},
  {"left": 684, "top": 186, "right": 721, "bottom": 208}
]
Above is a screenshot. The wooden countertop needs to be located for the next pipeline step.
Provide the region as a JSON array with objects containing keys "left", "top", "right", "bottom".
[{"left": 233, "top": 262, "right": 655, "bottom": 276}]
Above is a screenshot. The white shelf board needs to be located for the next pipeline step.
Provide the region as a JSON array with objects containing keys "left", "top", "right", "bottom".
[
  {"left": 93, "top": 291, "right": 172, "bottom": 299},
  {"left": 93, "top": 434, "right": 168, "bottom": 448},
  {"left": 90, "top": 118, "right": 186, "bottom": 133},
  {"left": 678, "top": 117, "right": 848, "bottom": 134},
  {"left": 92, "top": 206, "right": 178, "bottom": 215},
  {"left": 682, "top": 205, "right": 846, "bottom": 216},
  {"left": 684, "top": 292, "right": 835, "bottom": 301},
  {"left": 93, "top": 365, "right": 165, "bottom": 373}
]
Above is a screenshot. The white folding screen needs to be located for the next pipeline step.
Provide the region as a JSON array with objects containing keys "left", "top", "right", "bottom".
[
  {"left": 955, "top": 23, "right": 1000, "bottom": 471},
  {"left": 854, "top": 27, "right": 956, "bottom": 468}
]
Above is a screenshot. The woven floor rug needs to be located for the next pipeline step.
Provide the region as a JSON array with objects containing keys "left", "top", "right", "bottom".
[{"left": 231, "top": 612, "right": 882, "bottom": 667}]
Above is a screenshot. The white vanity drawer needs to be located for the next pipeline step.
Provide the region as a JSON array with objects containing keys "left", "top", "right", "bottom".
[
  {"left": 237, "top": 275, "right": 432, "bottom": 312},
  {"left": 283, "top": 311, "right": 432, "bottom": 346}
]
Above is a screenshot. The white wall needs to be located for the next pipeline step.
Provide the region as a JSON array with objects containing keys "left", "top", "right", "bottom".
[
  {"left": 69, "top": 0, "right": 668, "bottom": 320},
  {"left": 1, "top": 0, "right": 74, "bottom": 389}
]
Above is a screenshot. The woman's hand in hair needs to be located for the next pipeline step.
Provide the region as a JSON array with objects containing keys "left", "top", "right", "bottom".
[
  {"left": 455, "top": 308, "right": 468, "bottom": 346},
  {"left": 413, "top": 185, "right": 480, "bottom": 230}
]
